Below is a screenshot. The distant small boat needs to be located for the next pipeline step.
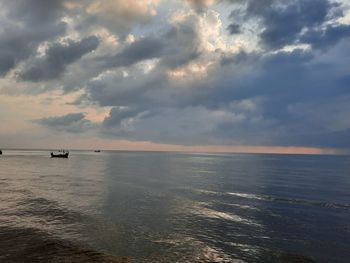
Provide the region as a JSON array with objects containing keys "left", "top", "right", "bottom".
[
  {"left": 94, "top": 150, "right": 101, "bottom": 153},
  {"left": 0, "top": 150, "right": 2, "bottom": 155},
  {"left": 51, "top": 150, "right": 69, "bottom": 158}
]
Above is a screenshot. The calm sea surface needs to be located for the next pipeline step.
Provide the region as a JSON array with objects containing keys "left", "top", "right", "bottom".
[{"left": 0, "top": 150, "right": 349, "bottom": 262}]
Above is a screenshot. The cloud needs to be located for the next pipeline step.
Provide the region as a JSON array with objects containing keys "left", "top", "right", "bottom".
[
  {"left": 83, "top": 0, "right": 160, "bottom": 36},
  {"left": 101, "top": 106, "right": 246, "bottom": 145},
  {"left": 184, "top": 0, "right": 217, "bottom": 12},
  {"left": 260, "top": 0, "right": 334, "bottom": 48},
  {"left": 0, "top": 0, "right": 67, "bottom": 75},
  {"left": 0, "top": 0, "right": 162, "bottom": 76},
  {"left": 1, "top": 0, "right": 350, "bottom": 150},
  {"left": 97, "top": 11, "right": 205, "bottom": 70},
  {"left": 19, "top": 36, "right": 100, "bottom": 81},
  {"left": 98, "top": 36, "right": 166, "bottom": 68},
  {"left": 83, "top": 11, "right": 210, "bottom": 107},
  {"left": 103, "top": 107, "right": 141, "bottom": 128},
  {"left": 227, "top": 0, "right": 343, "bottom": 49},
  {"left": 73, "top": 5, "right": 350, "bottom": 148},
  {"left": 90, "top": 38, "right": 350, "bottom": 148},
  {"left": 300, "top": 24, "right": 350, "bottom": 50},
  {"left": 34, "top": 113, "right": 94, "bottom": 133},
  {"left": 227, "top": 23, "right": 241, "bottom": 34},
  {"left": 4, "top": 0, "right": 65, "bottom": 25}
]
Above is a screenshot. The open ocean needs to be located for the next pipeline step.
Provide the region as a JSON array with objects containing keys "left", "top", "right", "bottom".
[{"left": 0, "top": 150, "right": 349, "bottom": 262}]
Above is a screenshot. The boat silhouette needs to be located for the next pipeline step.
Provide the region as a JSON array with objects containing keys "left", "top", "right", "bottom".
[{"left": 51, "top": 150, "right": 69, "bottom": 158}]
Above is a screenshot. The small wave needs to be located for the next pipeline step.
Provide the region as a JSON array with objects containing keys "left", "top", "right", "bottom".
[
  {"left": 195, "top": 189, "right": 350, "bottom": 210},
  {"left": 190, "top": 204, "right": 261, "bottom": 227},
  {"left": 227, "top": 192, "right": 266, "bottom": 201},
  {"left": 5, "top": 196, "right": 88, "bottom": 233},
  {"left": 199, "top": 245, "right": 246, "bottom": 263},
  {"left": 195, "top": 189, "right": 222, "bottom": 196},
  {"left": 222, "top": 203, "right": 260, "bottom": 211},
  {"left": 227, "top": 192, "right": 350, "bottom": 210}
]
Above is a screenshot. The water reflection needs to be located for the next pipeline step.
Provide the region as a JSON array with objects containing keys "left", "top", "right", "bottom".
[{"left": 0, "top": 151, "right": 349, "bottom": 262}]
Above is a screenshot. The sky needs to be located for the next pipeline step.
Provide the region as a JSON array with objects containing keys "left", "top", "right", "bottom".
[{"left": 0, "top": 0, "right": 350, "bottom": 154}]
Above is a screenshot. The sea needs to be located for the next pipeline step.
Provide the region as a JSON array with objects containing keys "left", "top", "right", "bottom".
[{"left": 0, "top": 150, "right": 349, "bottom": 263}]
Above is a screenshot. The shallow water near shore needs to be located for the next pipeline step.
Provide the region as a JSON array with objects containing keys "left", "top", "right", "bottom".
[{"left": 0, "top": 150, "right": 349, "bottom": 262}]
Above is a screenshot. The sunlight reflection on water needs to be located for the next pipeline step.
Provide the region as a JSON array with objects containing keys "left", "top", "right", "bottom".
[{"left": 0, "top": 151, "right": 349, "bottom": 262}]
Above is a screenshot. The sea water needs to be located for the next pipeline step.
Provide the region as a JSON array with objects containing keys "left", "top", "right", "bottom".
[{"left": 0, "top": 150, "right": 349, "bottom": 262}]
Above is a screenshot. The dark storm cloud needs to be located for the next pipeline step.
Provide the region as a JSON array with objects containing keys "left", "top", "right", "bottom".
[
  {"left": 100, "top": 36, "right": 166, "bottom": 68},
  {"left": 4, "top": 0, "right": 65, "bottom": 28},
  {"left": 159, "top": 25, "right": 201, "bottom": 69},
  {"left": 34, "top": 113, "right": 93, "bottom": 133},
  {"left": 82, "top": 14, "right": 203, "bottom": 107},
  {"left": 0, "top": 23, "right": 64, "bottom": 75},
  {"left": 98, "top": 20, "right": 201, "bottom": 71},
  {"left": 185, "top": 0, "right": 213, "bottom": 13},
  {"left": 273, "top": 126, "right": 350, "bottom": 149},
  {"left": 92, "top": 38, "right": 350, "bottom": 148},
  {"left": 86, "top": 70, "right": 169, "bottom": 108},
  {"left": 103, "top": 107, "right": 141, "bottom": 127},
  {"left": 294, "top": 129, "right": 350, "bottom": 148},
  {"left": 2, "top": 0, "right": 350, "bottom": 149},
  {"left": 227, "top": 0, "right": 342, "bottom": 49},
  {"left": 64, "top": 1, "right": 350, "bottom": 149},
  {"left": 300, "top": 24, "right": 350, "bottom": 50},
  {"left": 19, "top": 36, "right": 100, "bottom": 81},
  {"left": 209, "top": 44, "right": 350, "bottom": 147},
  {"left": 216, "top": 48, "right": 343, "bottom": 110},
  {"left": 227, "top": 23, "right": 241, "bottom": 35},
  {"left": 220, "top": 50, "right": 253, "bottom": 66},
  {"left": 0, "top": 0, "right": 67, "bottom": 75},
  {"left": 259, "top": 0, "right": 333, "bottom": 48}
]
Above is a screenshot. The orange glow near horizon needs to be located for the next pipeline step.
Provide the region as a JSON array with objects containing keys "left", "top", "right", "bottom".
[
  {"left": 100, "top": 142, "right": 341, "bottom": 155},
  {"left": 24, "top": 137, "right": 343, "bottom": 155}
]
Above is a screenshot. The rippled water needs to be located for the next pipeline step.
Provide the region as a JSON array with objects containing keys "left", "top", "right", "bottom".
[{"left": 0, "top": 150, "right": 349, "bottom": 262}]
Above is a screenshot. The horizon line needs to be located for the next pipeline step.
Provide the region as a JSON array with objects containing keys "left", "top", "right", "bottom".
[{"left": 1, "top": 145, "right": 348, "bottom": 156}]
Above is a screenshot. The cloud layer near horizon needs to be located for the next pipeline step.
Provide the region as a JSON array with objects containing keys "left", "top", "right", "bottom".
[{"left": 1, "top": 0, "right": 350, "bottom": 150}]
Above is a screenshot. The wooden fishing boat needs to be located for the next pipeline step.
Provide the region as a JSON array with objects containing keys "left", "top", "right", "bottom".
[{"left": 51, "top": 151, "right": 69, "bottom": 158}]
